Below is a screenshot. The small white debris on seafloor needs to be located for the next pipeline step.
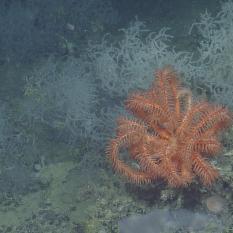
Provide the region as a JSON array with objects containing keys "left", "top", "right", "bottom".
[
  {"left": 66, "top": 23, "right": 75, "bottom": 31},
  {"left": 205, "top": 195, "right": 226, "bottom": 213}
]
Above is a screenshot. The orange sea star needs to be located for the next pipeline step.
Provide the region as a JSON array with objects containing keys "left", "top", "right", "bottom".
[{"left": 107, "top": 67, "right": 232, "bottom": 187}]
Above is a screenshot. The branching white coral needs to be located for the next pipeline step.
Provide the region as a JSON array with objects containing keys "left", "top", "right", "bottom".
[
  {"left": 88, "top": 20, "right": 195, "bottom": 97},
  {"left": 23, "top": 57, "right": 97, "bottom": 142},
  {"left": 190, "top": 0, "right": 233, "bottom": 107}
]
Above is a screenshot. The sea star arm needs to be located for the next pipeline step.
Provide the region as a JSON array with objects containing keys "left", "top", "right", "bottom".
[
  {"left": 192, "top": 153, "right": 219, "bottom": 186},
  {"left": 192, "top": 106, "right": 232, "bottom": 139},
  {"left": 126, "top": 92, "right": 169, "bottom": 124},
  {"left": 107, "top": 136, "right": 154, "bottom": 184},
  {"left": 193, "top": 137, "right": 221, "bottom": 155}
]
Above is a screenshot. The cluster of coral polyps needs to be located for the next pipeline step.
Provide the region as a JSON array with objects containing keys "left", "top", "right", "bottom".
[{"left": 107, "top": 67, "right": 232, "bottom": 187}]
